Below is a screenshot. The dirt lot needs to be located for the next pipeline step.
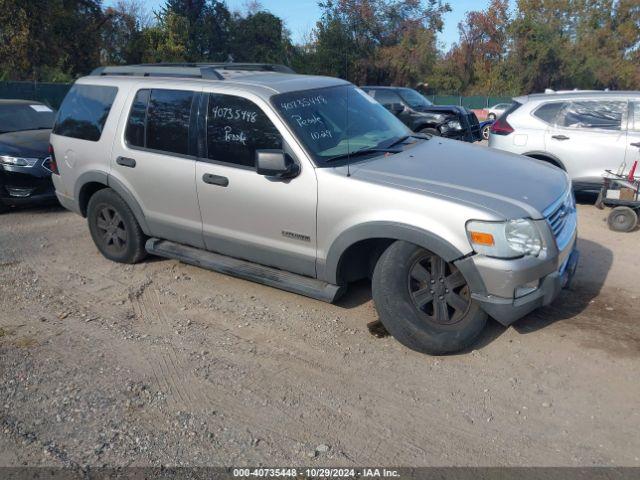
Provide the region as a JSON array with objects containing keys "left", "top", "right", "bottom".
[{"left": 1, "top": 197, "right": 639, "bottom": 468}]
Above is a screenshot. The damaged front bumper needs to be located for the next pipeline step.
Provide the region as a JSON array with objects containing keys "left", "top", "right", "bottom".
[
  {"left": 0, "top": 162, "right": 57, "bottom": 207},
  {"left": 456, "top": 226, "right": 579, "bottom": 326}
]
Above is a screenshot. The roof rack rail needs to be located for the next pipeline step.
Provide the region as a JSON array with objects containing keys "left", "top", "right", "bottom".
[{"left": 90, "top": 63, "right": 295, "bottom": 79}]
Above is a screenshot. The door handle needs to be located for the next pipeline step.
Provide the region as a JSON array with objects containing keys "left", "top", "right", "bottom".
[
  {"left": 116, "top": 156, "right": 136, "bottom": 168},
  {"left": 202, "top": 173, "right": 229, "bottom": 187},
  {"left": 631, "top": 142, "right": 640, "bottom": 148},
  {"left": 551, "top": 135, "right": 570, "bottom": 141}
]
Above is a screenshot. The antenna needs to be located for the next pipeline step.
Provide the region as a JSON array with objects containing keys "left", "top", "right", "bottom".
[{"left": 345, "top": 51, "right": 351, "bottom": 177}]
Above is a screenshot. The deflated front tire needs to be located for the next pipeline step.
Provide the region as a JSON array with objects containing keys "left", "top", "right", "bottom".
[{"left": 372, "top": 240, "right": 487, "bottom": 355}]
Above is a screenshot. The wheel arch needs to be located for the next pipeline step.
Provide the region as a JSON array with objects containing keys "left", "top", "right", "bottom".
[
  {"left": 321, "top": 222, "right": 468, "bottom": 286},
  {"left": 75, "top": 171, "right": 150, "bottom": 235}
]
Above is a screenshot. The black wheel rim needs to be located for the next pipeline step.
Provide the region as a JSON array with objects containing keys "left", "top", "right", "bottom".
[
  {"left": 408, "top": 253, "right": 471, "bottom": 325},
  {"left": 95, "top": 206, "right": 127, "bottom": 254}
]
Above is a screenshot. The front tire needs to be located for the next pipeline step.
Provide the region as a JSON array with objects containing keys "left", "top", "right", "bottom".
[
  {"left": 372, "top": 241, "right": 487, "bottom": 355},
  {"left": 488, "top": 113, "right": 496, "bottom": 120},
  {"left": 87, "top": 188, "right": 147, "bottom": 264}
]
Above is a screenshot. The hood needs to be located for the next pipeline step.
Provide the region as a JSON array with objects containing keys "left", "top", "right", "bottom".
[
  {"left": 0, "top": 129, "right": 51, "bottom": 157},
  {"left": 350, "top": 137, "right": 569, "bottom": 220}
]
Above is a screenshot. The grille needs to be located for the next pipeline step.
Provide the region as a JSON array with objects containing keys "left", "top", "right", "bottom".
[{"left": 545, "top": 191, "right": 577, "bottom": 249}]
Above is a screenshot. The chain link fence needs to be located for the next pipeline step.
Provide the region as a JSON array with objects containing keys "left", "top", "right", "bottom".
[
  {"left": 0, "top": 81, "right": 71, "bottom": 109},
  {"left": 0, "top": 81, "right": 514, "bottom": 112},
  {"left": 427, "top": 94, "right": 514, "bottom": 109}
]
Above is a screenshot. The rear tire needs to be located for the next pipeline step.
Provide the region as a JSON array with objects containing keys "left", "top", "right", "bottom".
[
  {"left": 87, "top": 188, "right": 147, "bottom": 263},
  {"left": 372, "top": 241, "right": 487, "bottom": 355},
  {"left": 419, "top": 127, "right": 440, "bottom": 137},
  {"left": 607, "top": 206, "right": 638, "bottom": 232},
  {"left": 488, "top": 113, "right": 496, "bottom": 120}
]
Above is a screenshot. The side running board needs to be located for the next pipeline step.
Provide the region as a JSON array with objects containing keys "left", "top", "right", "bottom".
[{"left": 145, "top": 238, "right": 345, "bottom": 303}]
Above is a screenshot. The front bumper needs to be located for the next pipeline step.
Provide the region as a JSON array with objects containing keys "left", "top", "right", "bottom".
[
  {"left": 473, "top": 247, "right": 578, "bottom": 325},
  {"left": 441, "top": 129, "right": 481, "bottom": 143},
  {"left": 0, "top": 169, "right": 57, "bottom": 207},
  {"left": 456, "top": 231, "right": 579, "bottom": 326}
]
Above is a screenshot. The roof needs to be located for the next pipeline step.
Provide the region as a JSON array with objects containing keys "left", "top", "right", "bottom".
[
  {"left": 0, "top": 99, "right": 45, "bottom": 105},
  {"left": 515, "top": 90, "right": 640, "bottom": 103},
  {"left": 86, "top": 64, "right": 349, "bottom": 96}
]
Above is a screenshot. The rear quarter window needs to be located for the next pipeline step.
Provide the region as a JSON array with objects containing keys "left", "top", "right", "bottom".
[
  {"left": 533, "top": 102, "right": 565, "bottom": 124},
  {"left": 53, "top": 84, "right": 118, "bottom": 141}
]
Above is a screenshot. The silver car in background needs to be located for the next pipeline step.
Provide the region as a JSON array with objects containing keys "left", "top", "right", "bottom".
[
  {"left": 489, "top": 91, "right": 640, "bottom": 191},
  {"left": 487, "top": 103, "right": 512, "bottom": 120}
]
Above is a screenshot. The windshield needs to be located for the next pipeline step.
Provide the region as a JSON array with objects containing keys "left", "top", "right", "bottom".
[
  {"left": 273, "top": 85, "right": 410, "bottom": 165},
  {"left": 0, "top": 104, "right": 55, "bottom": 134},
  {"left": 397, "top": 88, "right": 433, "bottom": 109}
]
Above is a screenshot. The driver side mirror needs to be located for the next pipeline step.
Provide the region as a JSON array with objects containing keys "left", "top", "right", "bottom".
[
  {"left": 385, "top": 103, "right": 404, "bottom": 115},
  {"left": 256, "top": 150, "right": 300, "bottom": 179}
]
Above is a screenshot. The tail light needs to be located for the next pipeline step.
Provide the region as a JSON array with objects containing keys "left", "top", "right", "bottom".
[
  {"left": 47, "top": 144, "right": 59, "bottom": 175},
  {"left": 490, "top": 117, "right": 514, "bottom": 135}
]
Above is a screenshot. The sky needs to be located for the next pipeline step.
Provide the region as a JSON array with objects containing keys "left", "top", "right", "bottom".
[{"left": 119, "top": 0, "right": 494, "bottom": 50}]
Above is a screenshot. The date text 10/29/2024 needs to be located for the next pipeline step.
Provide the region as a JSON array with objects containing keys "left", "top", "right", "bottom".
[{"left": 232, "top": 468, "right": 401, "bottom": 478}]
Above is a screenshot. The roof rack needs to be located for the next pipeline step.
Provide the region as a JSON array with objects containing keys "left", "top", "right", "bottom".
[{"left": 90, "top": 63, "right": 295, "bottom": 79}]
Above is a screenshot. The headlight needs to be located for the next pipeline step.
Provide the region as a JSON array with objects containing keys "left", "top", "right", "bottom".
[
  {"left": 446, "top": 120, "right": 463, "bottom": 130},
  {"left": 0, "top": 155, "right": 39, "bottom": 167},
  {"left": 466, "top": 219, "right": 543, "bottom": 258}
]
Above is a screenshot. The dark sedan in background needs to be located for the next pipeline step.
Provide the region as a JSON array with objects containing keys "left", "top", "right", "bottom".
[
  {"left": 362, "top": 86, "right": 482, "bottom": 142},
  {"left": 0, "top": 99, "right": 56, "bottom": 212}
]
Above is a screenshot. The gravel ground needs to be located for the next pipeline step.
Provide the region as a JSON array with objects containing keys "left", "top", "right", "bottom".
[{"left": 1, "top": 197, "right": 639, "bottom": 468}]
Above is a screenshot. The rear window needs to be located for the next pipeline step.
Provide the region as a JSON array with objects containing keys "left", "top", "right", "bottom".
[
  {"left": 53, "top": 84, "right": 117, "bottom": 141},
  {"left": 501, "top": 101, "right": 522, "bottom": 120}
]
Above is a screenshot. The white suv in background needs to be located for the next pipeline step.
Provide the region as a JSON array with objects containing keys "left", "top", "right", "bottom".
[{"left": 489, "top": 91, "right": 640, "bottom": 191}]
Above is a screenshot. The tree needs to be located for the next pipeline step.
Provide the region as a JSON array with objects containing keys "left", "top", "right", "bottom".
[
  {"left": 155, "top": 0, "right": 232, "bottom": 62},
  {"left": 308, "top": 0, "right": 450, "bottom": 85},
  {"left": 230, "top": 11, "right": 291, "bottom": 63},
  {"left": 102, "top": 0, "right": 149, "bottom": 65},
  {"left": 0, "top": 0, "right": 105, "bottom": 80}
]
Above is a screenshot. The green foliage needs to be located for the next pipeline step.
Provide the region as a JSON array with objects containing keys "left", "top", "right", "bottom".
[
  {"left": 0, "top": 0, "right": 103, "bottom": 80},
  {"left": 0, "top": 0, "right": 637, "bottom": 96}
]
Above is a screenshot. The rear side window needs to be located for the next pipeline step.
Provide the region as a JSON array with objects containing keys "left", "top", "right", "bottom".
[
  {"left": 125, "top": 89, "right": 195, "bottom": 156},
  {"left": 206, "top": 93, "right": 282, "bottom": 168},
  {"left": 533, "top": 102, "right": 565, "bottom": 124},
  {"left": 53, "top": 84, "right": 117, "bottom": 141},
  {"left": 369, "top": 89, "right": 402, "bottom": 106},
  {"left": 557, "top": 100, "right": 626, "bottom": 130}
]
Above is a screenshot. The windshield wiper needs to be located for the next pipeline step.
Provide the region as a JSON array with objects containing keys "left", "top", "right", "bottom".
[
  {"left": 325, "top": 147, "right": 402, "bottom": 164},
  {"left": 385, "top": 133, "right": 430, "bottom": 148}
]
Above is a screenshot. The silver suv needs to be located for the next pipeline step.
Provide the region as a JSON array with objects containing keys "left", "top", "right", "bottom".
[
  {"left": 489, "top": 91, "right": 640, "bottom": 191},
  {"left": 50, "top": 63, "right": 579, "bottom": 354}
]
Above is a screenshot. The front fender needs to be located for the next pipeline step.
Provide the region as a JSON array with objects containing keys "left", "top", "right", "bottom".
[{"left": 318, "top": 221, "right": 468, "bottom": 285}]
